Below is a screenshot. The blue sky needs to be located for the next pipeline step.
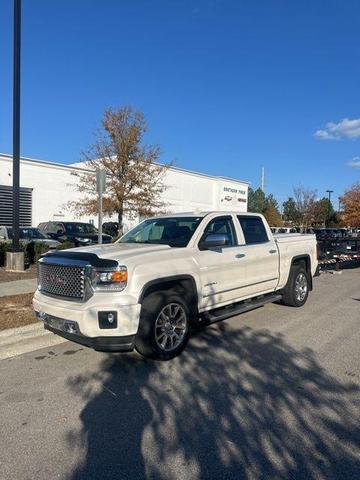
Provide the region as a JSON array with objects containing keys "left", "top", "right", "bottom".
[{"left": 1, "top": 0, "right": 360, "bottom": 207}]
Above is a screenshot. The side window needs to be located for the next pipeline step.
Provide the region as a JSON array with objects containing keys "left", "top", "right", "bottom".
[
  {"left": 201, "top": 216, "right": 237, "bottom": 247},
  {"left": 237, "top": 216, "right": 268, "bottom": 244},
  {"left": 0, "top": 227, "right": 6, "bottom": 238}
]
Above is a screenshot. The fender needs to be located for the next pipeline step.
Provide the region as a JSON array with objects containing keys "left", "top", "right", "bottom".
[
  {"left": 138, "top": 274, "right": 199, "bottom": 309},
  {"left": 288, "top": 254, "right": 313, "bottom": 290}
]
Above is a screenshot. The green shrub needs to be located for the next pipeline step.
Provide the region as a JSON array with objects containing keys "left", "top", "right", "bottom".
[
  {"left": 27, "top": 242, "right": 51, "bottom": 264},
  {"left": 0, "top": 242, "right": 8, "bottom": 267},
  {"left": 56, "top": 241, "right": 76, "bottom": 250}
]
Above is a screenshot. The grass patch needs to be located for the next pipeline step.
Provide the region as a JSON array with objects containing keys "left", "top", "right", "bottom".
[
  {"left": 0, "top": 264, "right": 37, "bottom": 283},
  {"left": 0, "top": 293, "right": 37, "bottom": 331}
]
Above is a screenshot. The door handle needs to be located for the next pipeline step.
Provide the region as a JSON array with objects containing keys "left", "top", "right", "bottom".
[
  {"left": 235, "top": 253, "right": 245, "bottom": 259},
  {"left": 269, "top": 249, "right": 277, "bottom": 254}
]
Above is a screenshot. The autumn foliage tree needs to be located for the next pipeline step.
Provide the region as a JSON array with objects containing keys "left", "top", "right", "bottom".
[
  {"left": 69, "top": 107, "right": 170, "bottom": 232},
  {"left": 340, "top": 182, "right": 360, "bottom": 227}
]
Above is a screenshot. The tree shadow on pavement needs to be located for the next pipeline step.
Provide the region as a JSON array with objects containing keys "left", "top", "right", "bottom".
[{"left": 66, "top": 325, "right": 360, "bottom": 480}]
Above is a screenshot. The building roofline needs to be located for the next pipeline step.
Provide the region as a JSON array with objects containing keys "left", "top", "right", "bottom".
[
  {"left": 0, "top": 153, "right": 92, "bottom": 173},
  {"left": 0, "top": 152, "right": 250, "bottom": 185}
]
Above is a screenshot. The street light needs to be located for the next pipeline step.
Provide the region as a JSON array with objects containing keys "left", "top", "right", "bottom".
[
  {"left": 326, "top": 190, "right": 334, "bottom": 227},
  {"left": 6, "top": 0, "right": 24, "bottom": 271}
]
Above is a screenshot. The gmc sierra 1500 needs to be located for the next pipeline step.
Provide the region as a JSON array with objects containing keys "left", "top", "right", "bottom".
[{"left": 33, "top": 212, "right": 318, "bottom": 360}]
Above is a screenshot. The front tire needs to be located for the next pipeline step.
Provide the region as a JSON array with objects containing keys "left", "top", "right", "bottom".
[
  {"left": 135, "top": 291, "right": 190, "bottom": 360},
  {"left": 281, "top": 265, "right": 309, "bottom": 307}
]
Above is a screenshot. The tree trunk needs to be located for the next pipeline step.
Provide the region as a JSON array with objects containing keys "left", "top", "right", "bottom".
[{"left": 118, "top": 210, "right": 123, "bottom": 236}]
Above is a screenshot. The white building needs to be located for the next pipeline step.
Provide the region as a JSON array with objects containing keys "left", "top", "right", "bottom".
[{"left": 0, "top": 153, "right": 249, "bottom": 230}]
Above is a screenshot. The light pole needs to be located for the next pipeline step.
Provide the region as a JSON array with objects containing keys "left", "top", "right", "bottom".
[
  {"left": 6, "top": 0, "right": 24, "bottom": 271},
  {"left": 326, "top": 189, "right": 334, "bottom": 227}
]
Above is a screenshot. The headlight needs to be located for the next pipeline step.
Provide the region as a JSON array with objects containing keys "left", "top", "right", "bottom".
[
  {"left": 75, "top": 237, "right": 91, "bottom": 243},
  {"left": 91, "top": 266, "right": 127, "bottom": 292}
]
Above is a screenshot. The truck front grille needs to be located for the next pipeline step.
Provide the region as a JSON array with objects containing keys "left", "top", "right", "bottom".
[{"left": 38, "top": 263, "right": 86, "bottom": 300}]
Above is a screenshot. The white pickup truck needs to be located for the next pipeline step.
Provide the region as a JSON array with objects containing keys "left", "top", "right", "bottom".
[{"left": 33, "top": 212, "right": 318, "bottom": 360}]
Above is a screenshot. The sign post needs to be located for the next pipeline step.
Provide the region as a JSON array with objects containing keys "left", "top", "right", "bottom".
[{"left": 96, "top": 169, "right": 106, "bottom": 244}]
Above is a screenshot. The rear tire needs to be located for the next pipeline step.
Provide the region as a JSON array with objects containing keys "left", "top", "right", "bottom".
[
  {"left": 281, "top": 265, "right": 309, "bottom": 307},
  {"left": 135, "top": 291, "right": 190, "bottom": 360}
]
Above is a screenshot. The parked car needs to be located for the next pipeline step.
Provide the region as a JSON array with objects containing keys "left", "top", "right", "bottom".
[
  {"left": 0, "top": 226, "right": 60, "bottom": 248},
  {"left": 34, "top": 211, "right": 318, "bottom": 360},
  {"left": 102, "top": 221, "right": 119, "bottom": 238},
  {"left": 38, "top": 221, "right": 112, "bottom": 247},
  {"left": 272, "top": 227, "right": 298, "bottom": 234}
]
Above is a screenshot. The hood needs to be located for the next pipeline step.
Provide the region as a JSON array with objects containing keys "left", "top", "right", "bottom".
[
  {"left": 69, "top": 233, "right": 112, "bottom": 241},
  {"left": 61, "top": 242, "right": 171, "bottom": 262},
  {"left": 38, "top": 238, "right": 61, "bottom": 247}
]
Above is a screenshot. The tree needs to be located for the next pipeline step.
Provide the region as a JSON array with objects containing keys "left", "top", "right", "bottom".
[
  {"left": 263, "top": 204, "right": 283, "bottom": 226},
  {"left": 311, "top": 197, "right": 338, "bottom": 226},
  {"left": 248, "top": 187, "right": 266, "bottom": 213},
  {"left": 293, "top": 185, "right": 317, "bottom": 228},
  {"left": 248, "top": 188, "right": 282, "bottom": 225},
  {"left": 340, "top": 182, "right": 360, "bottom": 227},
  {"left": 282, "top": 197, "right": 301, "bottom": 225},
  {"left": 69, "top": 107, "right": 170, "bottom": 233}
]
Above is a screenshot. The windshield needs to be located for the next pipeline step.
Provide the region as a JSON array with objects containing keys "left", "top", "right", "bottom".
[
  {"left": 64, "top": 223, "right": 97, "bottom": 234},
  {"left": 7, "top": 228, "right": 47, "bottom": 240},
  {"left": 119, "top": 217, "right": 203, "bottom": 248}
]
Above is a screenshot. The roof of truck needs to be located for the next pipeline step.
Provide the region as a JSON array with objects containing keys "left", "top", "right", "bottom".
[{"left": 151, "top": 211, "right": 261, "bottom": 218}]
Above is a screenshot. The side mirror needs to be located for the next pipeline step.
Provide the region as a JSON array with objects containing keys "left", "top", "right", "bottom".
[
  {"left": 56, "top": 229, "right": 63, "bottom": 235},
  {"left": 200, "top": 233, "right": 229, "bottom": 250}
]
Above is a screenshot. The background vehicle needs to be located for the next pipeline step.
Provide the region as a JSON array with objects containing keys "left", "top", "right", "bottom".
[
  {"left": 38, "top": 221, "right": 112, "bottom": 247},
  {"left": 34, "top": 212, "right": 318, "bottom": 360},
  {"left": 102, "top": 221, "right": 119, "bottom": 238},
  {"left": 0, "top": 226, "right": 60, "bottom": 248}
]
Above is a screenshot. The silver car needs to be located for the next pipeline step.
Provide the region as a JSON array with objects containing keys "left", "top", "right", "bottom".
[{"left": 0, "top": 226, "right": 60, "bottom": 248}]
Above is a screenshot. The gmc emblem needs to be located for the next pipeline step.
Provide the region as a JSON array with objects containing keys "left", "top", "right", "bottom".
[{"left": 45, "top": 273, "right": 67, "bottom": 286}]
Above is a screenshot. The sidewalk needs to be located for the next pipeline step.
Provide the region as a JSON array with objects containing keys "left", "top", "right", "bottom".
[
  {"left": 0, "top": 278, "right": 37, "bottom": 297},
  {"left": 0, "top": 322, "right": 67, "bottom": 360}
]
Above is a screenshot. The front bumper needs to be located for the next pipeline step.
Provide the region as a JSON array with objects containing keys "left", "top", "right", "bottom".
[
  {"left": 33, "top": 289, "right": 141, "bottom": 342},
  {"left": 39, "top": 313, "right": 135, "bottom": 352}
]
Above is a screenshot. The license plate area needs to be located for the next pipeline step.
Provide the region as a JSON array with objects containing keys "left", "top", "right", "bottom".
[{"left": 36, "top": 312, "right": 79, "bottom": 335}]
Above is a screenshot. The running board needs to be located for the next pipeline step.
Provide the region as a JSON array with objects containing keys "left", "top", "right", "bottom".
[{"left": 201, "top": 293, "right": 282, "bottom": 325}]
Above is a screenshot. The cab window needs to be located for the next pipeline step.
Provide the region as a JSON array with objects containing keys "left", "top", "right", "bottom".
[
  {"left": 200, "top": 216, "right": 237, "bottom": 247},
  {"left": 237, "top": 216, "right": 268, "bottom": 244}
]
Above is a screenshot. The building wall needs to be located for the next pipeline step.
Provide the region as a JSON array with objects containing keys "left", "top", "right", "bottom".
[{"left": 0, "top": 154, "right": 249, "bottom": 230}]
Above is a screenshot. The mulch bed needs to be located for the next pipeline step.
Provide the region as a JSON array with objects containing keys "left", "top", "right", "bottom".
[
  {"left": 0, "top": 264, "right": 37, "bottom": 283},
  {"left": 0, "top": 293, "right": 37, "bottom": 331}
]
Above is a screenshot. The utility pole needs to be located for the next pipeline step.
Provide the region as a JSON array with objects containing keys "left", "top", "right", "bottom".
[
  {"left": 326, "top": 189, "right": 334, "bottom": 227},
  {"left": 261, "top": 167, "right": 265, "bottom": 192},
  {"left": 96, "top": 169, "right": 106, "bottom": 244},
  {"left": 7, "top": 0, "right": 24, "bottom": 271}
]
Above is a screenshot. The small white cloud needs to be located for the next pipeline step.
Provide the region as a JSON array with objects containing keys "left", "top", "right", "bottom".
[
  {"left": 314, "top": 118, "right": 360, "bottom": 140},
  {"left": 347, "top": 156, "right": 360, "bottom": 168}
]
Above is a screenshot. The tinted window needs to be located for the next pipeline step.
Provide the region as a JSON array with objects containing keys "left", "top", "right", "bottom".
[
  {"left": 64, "top": 223, "right": 97, "bottom": 234},
  {"left": 119, "top": 217, "right": 203, "bottom": 248},
  {"left": 201, "top": 216, "right": 237, "bottom": 247},
  {"left": 7, "top": 228, "right": 47, "bottom": 239},
  {"left": 237, "top": 216, "right": 268, "bottom": 244}
]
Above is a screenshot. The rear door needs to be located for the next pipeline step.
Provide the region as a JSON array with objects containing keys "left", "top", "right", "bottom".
[{"left": 236, "top": 215, "right": 279, "bottom": 296}]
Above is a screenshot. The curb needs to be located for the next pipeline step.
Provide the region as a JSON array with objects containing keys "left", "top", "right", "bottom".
[{"left": 0, "top": 322, "right": 67, "bottom": 360}]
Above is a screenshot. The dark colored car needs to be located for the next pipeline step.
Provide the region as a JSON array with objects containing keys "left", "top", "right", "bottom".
[
  {"left": 38, "top": 221, "right": 112, "bottom": 247},
  {"left": 102, "top": 221, "right": 120, "bottom": 237}
]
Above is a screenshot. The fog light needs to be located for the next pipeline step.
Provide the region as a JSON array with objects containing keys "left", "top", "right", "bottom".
[{"left": 98, "top": 311, "right": 118, "bottom": 329}]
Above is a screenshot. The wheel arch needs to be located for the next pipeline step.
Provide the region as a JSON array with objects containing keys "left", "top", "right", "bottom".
[
  {"left": 289, "top": 254, "right": 313, "bottom": 290},
  {"left": 138, "top": 275, "right": 199, "bottom": 317}
]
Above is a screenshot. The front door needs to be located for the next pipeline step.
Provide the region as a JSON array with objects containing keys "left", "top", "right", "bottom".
[{"left": 197, "top": 216, "right": 248, "bottom": 310}]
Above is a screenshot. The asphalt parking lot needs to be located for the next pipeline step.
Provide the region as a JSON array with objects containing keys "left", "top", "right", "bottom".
[{"left": 0, "top": 269, "right": 359, "bottom": 480}]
